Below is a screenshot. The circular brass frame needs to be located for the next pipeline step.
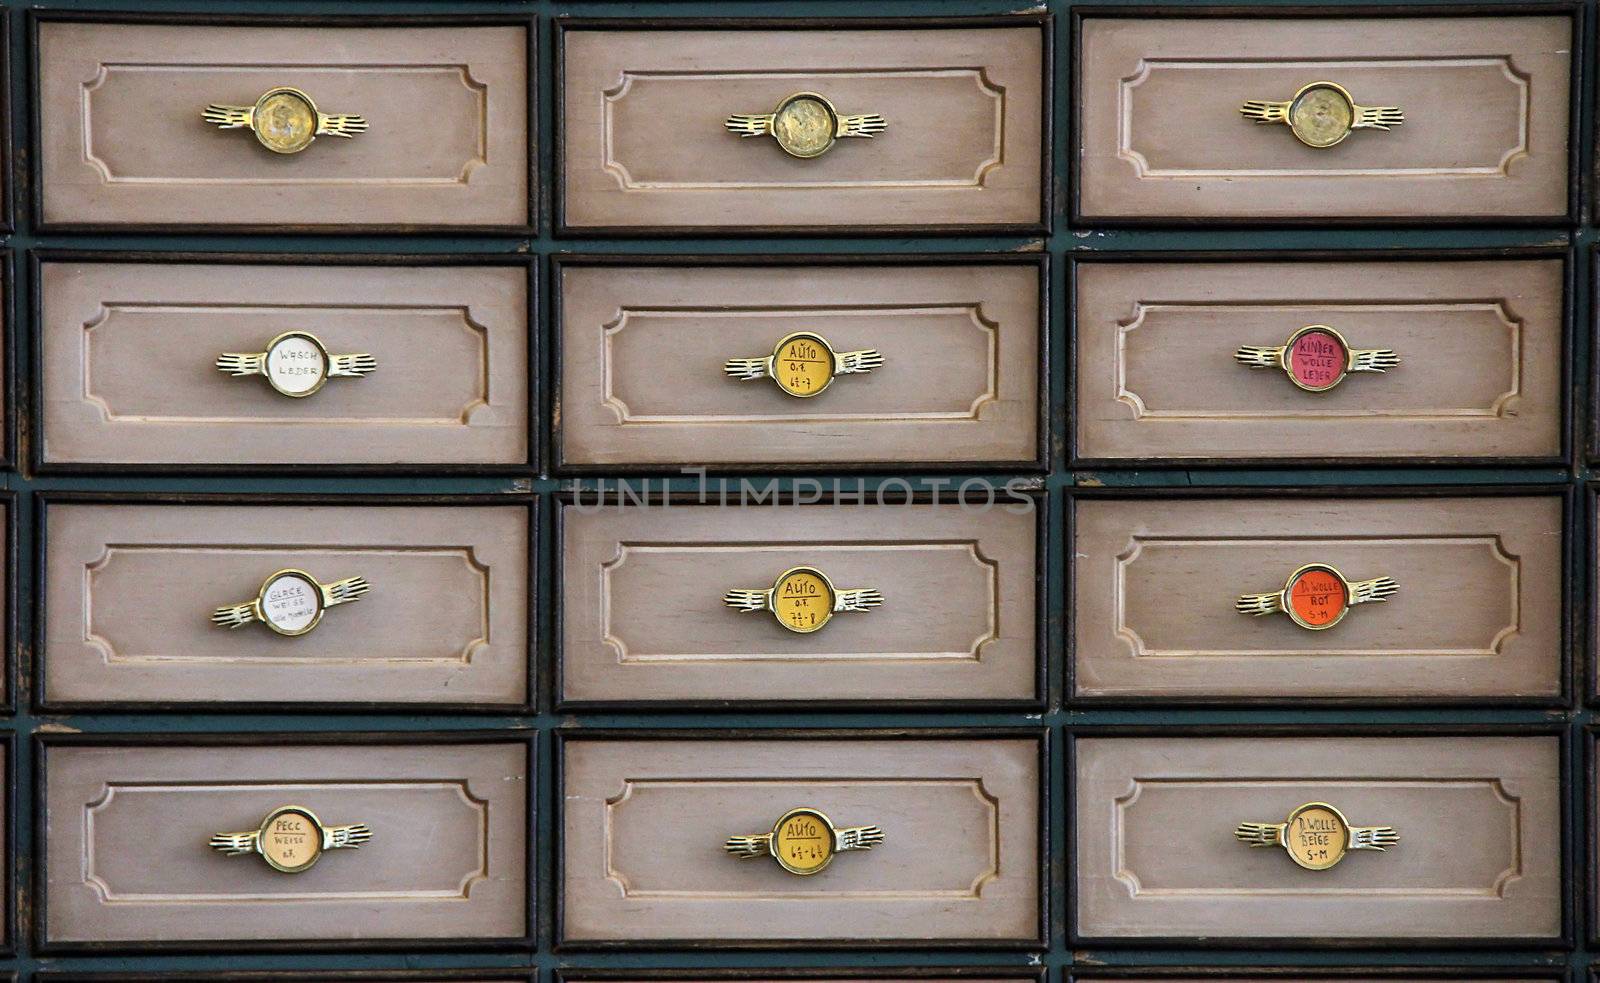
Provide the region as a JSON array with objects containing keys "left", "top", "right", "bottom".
[
  {"left": 251, "top": 86, "right": 320, "bottom": 155},
  {"left": 254, "top": 567, "right": 327, "bottom": 637},
  {"left": 769, "top": 806, "right": 838, "bottom": 876},
  {"left": 1279, "top": 324, "right": 1353, "bottom": 393},
  {"left": 255, "top": 804, "right": 326, "bottom": 873},
  {"left": 262, "top": 330, "right": 332, "bottom": 398},
  {"left": 1279, "top": 562, "right": 1353, "bottom": 631},
  {"left": 1286, "top": 81, "right": 1357, "bottom": 149},
  {"left": 771, "top": 92, "right": 840, "bottom": 159},
  {"left": 770, "top": 565, "right": 837, "bottom": 633},
  {"left": 1282, "top": 801, "right": 1352, "bottom": 871},
  {"left": 769, "top": 331, "right": 838, "bottom": 398}
]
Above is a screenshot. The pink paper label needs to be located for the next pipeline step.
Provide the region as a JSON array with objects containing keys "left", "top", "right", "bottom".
[{"left": 1288, "top": 330, "right": 1346, "bottom": 390}]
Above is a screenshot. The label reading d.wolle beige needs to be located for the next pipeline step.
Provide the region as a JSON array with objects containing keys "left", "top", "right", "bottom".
[
  {"left": 773, "top": 567, "right": 835, "bottom": 632},
  {"left": 1283, "top": 802, "right": 1347, "bottom": 870},
  {"left": 773, "top": 808, "right": 834, "bottom": 874},
  {"left": 261, "top": 806, "right": 323, "bottom": 872}
]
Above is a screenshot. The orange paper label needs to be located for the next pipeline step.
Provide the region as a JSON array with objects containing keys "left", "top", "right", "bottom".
[{"left": 1288, "top": 567, "right": 1348, "bottom": 628}]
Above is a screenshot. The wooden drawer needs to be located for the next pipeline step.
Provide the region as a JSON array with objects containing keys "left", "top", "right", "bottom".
[
  {"left": 39, "top": 499, "right": 531, "bottom": 710},
  {"left": 35, "top": 17, "right": 531, "bottom": 231},
  {"left": 557, "top": 259, "right": 1042, "bottom": 469},
  {"left": 1073, "top": 733, "right": 1562, "bottom": 942},
  {"left": 560, "top": 501, "right": 1039, "bottom": 706},
  {"left": 1073, "top": 256, "right": 1566, "bottom": 464},
  {"left": 39, "top": 736, "right": 530, "bottom": 949},
  {"left": 557, "top": 21, "right": 1046, "bottom": 233},
  {"left": 37, "top": 256, "right": 531, "bottom": 470},
  {"left": 1076, "top": 14, "right": 1572, "bottom": 222},
  {"left": 560, "top": 734, "right": 1042, "bottom": 945},
  {"left": 1071, "top": 494, "right": 1563, "bottom": 702}
]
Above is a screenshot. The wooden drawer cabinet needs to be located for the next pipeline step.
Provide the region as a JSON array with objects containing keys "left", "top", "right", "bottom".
[
  {"left": 557, "top": 21, "right": 1046, "bottom": 233},
  {"left": 559, "top": 501, "right": 1039, "bottom": 706},
  {"left": 1074, "top": 256, "right": 1566, "bottom": 464},
  {"left": 559, "top": 734, "right": 1043, "bottom": 945},
  {"left": 1071, "top": 494, "right": 1564, "bottom": 702},
  {"left": 1073, "top": 733, "right": 1563, "bottom": 943},
  {"left": 557, "top": 259, "right": 1043, "bottom": 469},
  {"left": 39, "top": 498, "right": 532, "bottom": 710},
  {"left": 37, "top": 256, "right": 531, "bottom": 470},
  {"left": 39, "top": 736, "right": 530, "bottom": 949},
  {"left": 34, "top": 17, "right": 532, "bottom": 231},
  {"left": 1075, "top": 14, "right": 1572, "bottom": 222}
]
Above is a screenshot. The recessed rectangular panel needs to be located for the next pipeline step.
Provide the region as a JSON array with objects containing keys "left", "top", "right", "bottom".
[
  {"left": 1074, "top": 735, "right": 1561, "bottom": 941},
  {"left": 42, "top": 740, "right": 528, "bottom": 945},
  {"left": 42, "top": 502, "right": 530, "bottom": 707},
  {"left": 1074, "top": 258, "right": 1564, "bottom": 462},
  {"left": 559, "top": 262, "right": 1041, "bottom": 468},
  {"left": 1077, "top": 16, "right": 1571, "bottom": 221},
  {"left": 1072, "top": 496, "right": 1562, "bottom": 700},
  {"left": 39, "top": 260, "right": 530, "bottom": 467},
  {"left": 37, "top": 20, "right": 530, "bottom": 229},
  {"left": 559, "top": 26, "right": 1044, "bottom": 231},
  {"left": 560, "top": 502, "right": 1037, "bottom": 704},
  {"left": 561, "top": 736, "right": 1040, "bottom": 943}
]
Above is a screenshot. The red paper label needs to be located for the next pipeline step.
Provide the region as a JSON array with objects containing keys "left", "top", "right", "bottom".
[
  {"left": 1289, "top": 568, "right": 1348, "bottom": 627},
  {"left": 1288, "top": 329, "right": 1346, "bottom": 390}
]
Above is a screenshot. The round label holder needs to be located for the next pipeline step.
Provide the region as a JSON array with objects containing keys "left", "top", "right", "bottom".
[
  {"left": 263, "top": 331, "right": 331, "bottom": 397},
  {"left": 1287, "top": 82, "right": 1357, "bottom": 148},
  {"left": 771, "top": 566, "right": 837, "bottom": 633},
  {"left": 771, "top": 807, "right": 837, "bottom": 875},
  {"left": 253, "top": 87, "right": 319, "bottom": 154},
  {"left": 256, "top": 569, "right": 326, "bottom": 636},
  {"left": 1282, "top": 801, "right": 1351, "bottom": 870},
  {"left": 771, "top": 93, "right": 839, "bottom": 158},
  {"left": 257, "top": 805, "right": 324, "bottom": 873},
  {"left": 771, "top": 332, "right": 837, "bottom": 398}
]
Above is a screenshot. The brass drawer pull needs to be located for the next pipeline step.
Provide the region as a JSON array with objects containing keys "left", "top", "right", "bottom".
[
  {"left": 725, "top": 91, "right": 886, "bottom": 158},
  {"left": 1235, "top": 325, "right": 1399, "bottom": 393},
  {"left": 1240, "top": 81, "right": 1403, "bottom": 148},
  {"left": 211, "top": 567, "right": 371, "bottom": 636},
  {"left": 725, "top": 331, "right": 883, "bottom": 397},
  {"left": 203, "top": 86, "right": 368, "bottom": 154},
  {"left": 210, "top": 804, "right": 372, "bottom": 874},
  {"left": 217, "top": 331, "right": 376, "bottom": 398},
  {"left": 725, "top": 807, "right": 884, "bottom": 875},
  {"left": 724, "top": 565, "right": 883, "bottom": 633},
  {"left": 1235, "top": 801, "right": 1398, "bottom": 870},
  {"left": 1236, "top": 562, "right": 1397, "bottom": 630}
]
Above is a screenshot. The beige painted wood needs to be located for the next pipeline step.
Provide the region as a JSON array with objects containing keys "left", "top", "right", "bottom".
[
  {"left": 562, "top": 736, "right": 1040, "bottom": 942},
  {"left": 1074, "top": 735, "right": 1561, "bottom": 940},
  {"left": 42, "top": 502, "right": 529, "bottom": 706},
  {"left": 1075, "top": 259, "right": 1564, "bottom": 461},
  {"left": 560, "top": 27, "right": 1043, "bottom": 230},
  {"left": 1077, "top": 16, "right": 1571, "bottom": 220},
  {"left": 1073, "top": 496, "right": 1562, "bottom": 700},
  {"left": 37, "top": 22, "right": 529, "bottom": 228},
  {"left": 559, "top": 263, "right": 1039, "bottom": 467},
  {"left": 42, "top": 740, "right": 528, "bottom": 944},
  {"left": 561, "top": 501, "right": 1036, "bottom": 703},
  {"left": 39, "top": 260, "right": 529, "bottom": 466}
]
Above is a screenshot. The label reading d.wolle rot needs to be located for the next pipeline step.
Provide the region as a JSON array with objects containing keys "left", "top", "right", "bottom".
[
  {"left": 774, "top": 333, "right": 836, "bottom": 397},
  {"left": 1284, "top": 803, "right": 1349, "bottom": 870},
  {"left": 261, "top": 807, "right": 323, "bottom": 872},
  {"left": 1287, "top": 327, "right": 1349, "bottom": 391},
  {"left": 264, "top": 332, "right": 330, "bottom": 397},
  {"left": 772, "top": 567, "right": 835, "bottom": 633},
  {"left": 773, "top": 808, "right": 835, "bottom": 874},
  {"left": 1286, "top": 565, "right": 1349, "bottom": 629},
  {"left": 260, "top": 571, "right": 323, "bottom": 634}
]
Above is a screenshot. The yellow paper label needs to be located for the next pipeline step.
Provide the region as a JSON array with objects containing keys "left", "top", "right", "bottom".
[
  {"left": 773, "top": 335, "right": 835, "bottom": 397},
  {"left": 773, "top": 810, "right": 833, "bottom": 874},
  {"left": 1285, "top": 804, "right": 1348, "bottom": 870},
  {"left": 773, "top": 568, "right": 834, "bottom": 633},
  {"left": 261, "top": 809, "right": 322, "bottom": 872}
]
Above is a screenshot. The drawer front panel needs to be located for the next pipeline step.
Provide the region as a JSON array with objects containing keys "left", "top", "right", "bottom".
[
  {"left": 1077, "top": 16, "right": 1571, "bottom": 221},
  {"left": 37, "top": 21, "right": 530, "bottom": 229},
  {"left": 39, "top": 260, "right": 530, "bottom": 468},
  {"left": 560, "top": 502, "right": 1037, "bottom": 704},
  {"left": 1074, "top": 735, "right": 1561, "bottom": 941},
  {"left": 42, "top": 740, "right": 529, "bottom": 945},
  {"left": 559, "top": 26, "right": 1044, "bottom": 231},
  {"left": 561, "top": 736, "right": 1041, "bottom": 943},
  {"left": 1072, "top": 496, "right": 1563, "bottom": 700},
  {"left": 559, "top": 262, "right": 1041, "bottom": 468},
  {"left": 1074, "top": 258, "right": 1565, "bottom": 462},
  {"left": 42, "top": 502, "right": 530, "bottom": 707}
]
